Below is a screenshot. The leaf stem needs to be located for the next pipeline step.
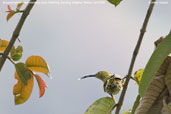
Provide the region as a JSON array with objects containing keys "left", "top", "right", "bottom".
[
  {"left": 7, "top": 56, "right": 16, "bottom": 65},
  {"left": 115, "top": 0, "right": 156, "bottom": 114},
  {"left": 0, "top": 0, "right": 37, "bottom": 71}
]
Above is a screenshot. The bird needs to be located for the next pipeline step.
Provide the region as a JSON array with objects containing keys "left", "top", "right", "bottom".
[
  {"left": 80, "top": 71, "right": 124, "bottom": 102},
  {"left": 103, "top": 74, "right": 123, "bottom": 95}
]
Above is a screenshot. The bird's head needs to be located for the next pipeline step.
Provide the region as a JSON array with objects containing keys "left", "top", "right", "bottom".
[{"left": 95, "top": 71, "right": 110, "bottom": 81}]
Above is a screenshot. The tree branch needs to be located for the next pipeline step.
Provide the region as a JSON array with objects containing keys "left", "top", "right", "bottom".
[
  {"left": 115, "top": 0, "right": 156, "bottom": 114},
  {"left": 0, "top": 0, "right": 37, "bottom": 71}
]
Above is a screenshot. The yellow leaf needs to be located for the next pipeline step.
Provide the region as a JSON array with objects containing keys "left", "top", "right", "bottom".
[
  {"left": 0, "top": 39, "right": 8, "bottom": 52},
  {"left": 122, "top": 109, "right": 131, "bottom": 114},
  {"left": 25, "top": 56, "right": 50, "bottom": 76},
  {"left": 13, "top": 72, "right": 34, "bottom": 105},
  {"left": 7, "top": 11, "right": 16, "bottom": 21},
  {"left": 17, "top": 2, "right": 24, "bottom": 9},
  {"left": 134, "top": 68, "right": 144, "bottom": 85}
]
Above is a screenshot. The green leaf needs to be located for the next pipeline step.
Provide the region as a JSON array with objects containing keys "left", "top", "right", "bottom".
[
  {"left": 10, "top": 45, "right": 23, "bottom": 61},
  {"left": 131, "top": 95, "right": 141, "bottom": 114},
  {"left": 139, "top": 32, "right": 171, "bottom": 97},
  {"left": 107, "top": 0, "right": 122, "bottom": 6},
  {"left": 15, "top": 45, "right": 23, "bottom": 53},
  {"left": 15, "top": 62, "right": 32, "bottom": 85},
  {"left": 85, "top": 97, "right": 115, "bottom": 114}
]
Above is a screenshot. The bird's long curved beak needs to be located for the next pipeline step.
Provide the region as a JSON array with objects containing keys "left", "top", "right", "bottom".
[{"left": 80, "top": 75, "right": 96, "bottom": 80}]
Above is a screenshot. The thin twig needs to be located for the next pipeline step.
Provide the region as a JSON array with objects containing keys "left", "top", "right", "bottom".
[
  {"left": 122, "top": 76, "right": 135, "bottom": 81},
  {"left": 0, "top": 53, "right": 15, "bottom": 65},
  {"left": 6, "top": 10, "right": 25, "bottom": 13},
  {"left": 0, "top": 0, "right": 37, "bottom": 71},
  {"left": 115, "top": 0, "right": 156, "bottom": 114}
]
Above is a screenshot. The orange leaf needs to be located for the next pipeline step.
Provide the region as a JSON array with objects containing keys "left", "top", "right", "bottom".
[
  {"left": 17, "top": 2, "right": 24, "bottom": 9},
  {"left": 25, "top": 56, "right": 50, "bottom": 77},
  {"left": 7, "top": 5, "right": 12, "bottom": 11},
  {"left": 13, "top": 72, "right": 34, "bottom": 105},
  {"left": 34, "top": 74, "right": 48, "bottom": 97},
  {"left": 7, "top": 11, "right": 16, "bottom": 21},
  {"left": 0, "top": 39, "right": 8, "bottom": 52}
]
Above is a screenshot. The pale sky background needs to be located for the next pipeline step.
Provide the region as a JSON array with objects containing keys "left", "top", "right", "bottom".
[{"left": 0, "top": 0, "right": 171, "bottom": 114}]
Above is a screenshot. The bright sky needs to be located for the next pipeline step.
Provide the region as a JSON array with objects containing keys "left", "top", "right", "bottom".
[{"left": 0, "top": 0, "right": 171, "bottom": 114}]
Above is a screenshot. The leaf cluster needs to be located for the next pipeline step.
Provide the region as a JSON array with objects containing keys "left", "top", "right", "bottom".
[
  {"left": 0, "top": 2, "right": 50, "bottom": 105},
  {"left": 6, "top": 2, "right": 24, "bottom": 21},
  {"left": 0, "top": 39, "right": 50, "bottom": 104}
]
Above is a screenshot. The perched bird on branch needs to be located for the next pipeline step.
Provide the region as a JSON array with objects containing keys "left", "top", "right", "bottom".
[{"left": 80, "top": 71, "right": 124, "bottom": 102}]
